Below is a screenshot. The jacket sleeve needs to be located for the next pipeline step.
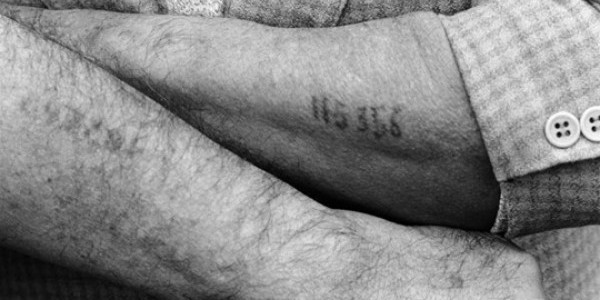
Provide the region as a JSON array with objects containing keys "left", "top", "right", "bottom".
[{"left": 439, "top": 0, "right": 600, "bottom": 238}]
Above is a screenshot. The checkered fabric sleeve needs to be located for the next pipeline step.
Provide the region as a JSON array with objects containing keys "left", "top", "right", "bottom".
[{"left": 440, "top": 0, "right": 600, "bottom": 237}]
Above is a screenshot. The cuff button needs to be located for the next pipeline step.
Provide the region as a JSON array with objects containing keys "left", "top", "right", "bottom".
[
  {"left": 545, "top": 111, "right": 581, "bottom": 148},
  {"left": 580, "top": 106, "right": 600, "bottom": 142}
]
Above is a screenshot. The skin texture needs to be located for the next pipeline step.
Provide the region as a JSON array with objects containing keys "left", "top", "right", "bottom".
[
  {"left": 0, "top": 11, "right": 542, "bottom": 299},
  {"left": 0, "top": 5, "right": 500, "bottom": 230},
  {"left": 0, "top": 14, "right": 546, "bottom": 300}
]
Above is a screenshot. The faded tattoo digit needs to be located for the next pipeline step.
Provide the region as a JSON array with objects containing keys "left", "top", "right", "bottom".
[
  {"left": 311, "top": 96, "right": 402, "bottom": 139},
  {"left": 357, "top": 107, "right": 369, "bottom": 132},
  {"left": 332, "top": 100, "right": 349, "bottom": 130},
  {"left": 370, "top": 106, "right": 387, "bottom": 139},
  {"left": 389, "top": 107, "right": 402, "bottom": 138}
]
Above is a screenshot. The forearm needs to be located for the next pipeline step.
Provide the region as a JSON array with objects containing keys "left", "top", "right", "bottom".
[
  {"left": 0, "top": 14, "right": 344, "bottom": 299},
  {"left": 191, "top": 13, "right": 500, "bottom": 229},
  {"left": 236, "top": 13, "right": 500, "bottom": 229},
  {"left": 0, "top": 15, "right": 544, "bottom": 299},
  {"left": 1, "top": 7, "right": 499, "bottom": 229}
]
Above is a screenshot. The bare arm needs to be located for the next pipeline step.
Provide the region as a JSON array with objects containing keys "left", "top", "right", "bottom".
[
  {"left": 0, "top": 6, "right": 500, "bottom": 230},
  {"left": 0, "top": 15, "right": 542, "bottom": 299}
]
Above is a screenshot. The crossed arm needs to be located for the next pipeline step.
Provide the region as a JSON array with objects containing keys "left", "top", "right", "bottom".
[
  {"left": 0, "top": 10, "right": 545, "bottom": 300},
  {"left": 0, "top": 3, "right": 501, "bottom": 231}
]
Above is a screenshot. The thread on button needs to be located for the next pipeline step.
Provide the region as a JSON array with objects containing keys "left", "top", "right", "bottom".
[{"left": 546, "top": 112, "right": 580, "bottom": 148}]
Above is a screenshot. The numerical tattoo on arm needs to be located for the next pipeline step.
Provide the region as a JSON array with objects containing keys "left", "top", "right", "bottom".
[{"left": 311, "top": 96, "right": 402, "bottom": 139}]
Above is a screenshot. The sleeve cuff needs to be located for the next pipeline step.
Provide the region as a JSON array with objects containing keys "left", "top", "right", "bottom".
[
  {"left": 492, "top": 159, "right": 600, "bottom": 238},
  {"left": 439, "top": 0, "right": 600, "bottom": 181},
  {"left": 439, "top": 0, "right": 600, "bottom": 237}
]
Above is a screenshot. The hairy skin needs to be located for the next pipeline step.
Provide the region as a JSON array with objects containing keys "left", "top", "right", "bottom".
[
  {"left": 0, "top": 6, "right": 500, "bottom": 230},
  {"left": 0, "top": 15, "right": 545, "bottom": 300}
]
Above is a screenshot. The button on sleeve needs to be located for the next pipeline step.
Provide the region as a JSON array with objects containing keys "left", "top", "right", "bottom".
[
  {"left": 545, "top": 112, "right": 581, "bottom": 148},
  {"left": 580, "top": 106, "right": 600, "bottom": 142}
]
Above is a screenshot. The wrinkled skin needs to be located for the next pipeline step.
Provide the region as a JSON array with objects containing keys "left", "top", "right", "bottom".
[
  {"left": 0, "top": 12, "right": 546, "bottom": 299},
  {"left": 0, "top": 3, "right": 501, "bottom": 230}
]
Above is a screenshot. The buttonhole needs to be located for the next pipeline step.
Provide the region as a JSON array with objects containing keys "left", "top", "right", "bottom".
[
  {"left": 593, "top": 127, "right": 598, "bottom": 132},
  {"left": 591, "top": 118, "right": 596, "bottom": 123},
  {"left": 566, "top": 130, "right": 571, "bottom": 136},
  {"left": 555, "top": 123, "right": 561, "bottom": 129},
  {"left": 564, "top": 121, "right": 570, "bottom": 127},
  {"left": 557, "top": 132, "right": 563, "bottom": 138}
]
